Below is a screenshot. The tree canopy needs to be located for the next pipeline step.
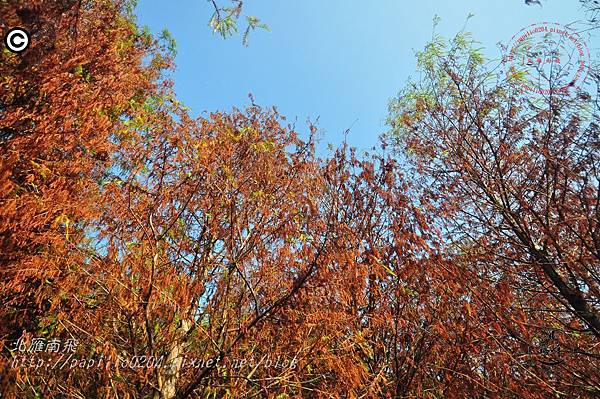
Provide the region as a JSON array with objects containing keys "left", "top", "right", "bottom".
[{"left": 1, "top": 1, "right": 599, "bottom": 398}]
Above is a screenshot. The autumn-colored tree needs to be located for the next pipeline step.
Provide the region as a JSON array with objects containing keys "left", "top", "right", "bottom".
[
  {"left": 1, "top": 0, "right": 173, "bottom": 394},
  {"left": 91, "top": 104, "right": 333, "bottom": 398},
  {"left": 388, "top": 29, "right": 600, "bottom": 397}
]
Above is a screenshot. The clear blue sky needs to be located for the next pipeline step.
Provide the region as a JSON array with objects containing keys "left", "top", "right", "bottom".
[{"left": 136, "top": 0, "right": 593, "bottom": 153}]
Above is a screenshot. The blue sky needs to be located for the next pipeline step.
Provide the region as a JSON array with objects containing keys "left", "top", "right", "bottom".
[{"left": 136, "top": 0, "right": 593, "bottom": 153}]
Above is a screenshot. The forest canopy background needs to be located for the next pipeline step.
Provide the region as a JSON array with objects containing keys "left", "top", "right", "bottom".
[{"left": 1, "top": 0, "right": 599, "bottom": 398}]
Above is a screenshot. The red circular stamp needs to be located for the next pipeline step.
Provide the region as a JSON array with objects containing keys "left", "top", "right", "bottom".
[{"left": 503, "top": 22, "right": 590, "bottom": 95}]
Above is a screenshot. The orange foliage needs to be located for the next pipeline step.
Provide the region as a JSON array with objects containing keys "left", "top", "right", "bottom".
[{"left": 1, "top": 1, "right": 599, "bottom": 398}]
